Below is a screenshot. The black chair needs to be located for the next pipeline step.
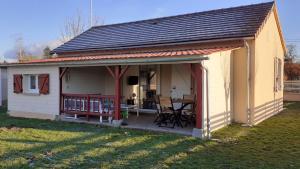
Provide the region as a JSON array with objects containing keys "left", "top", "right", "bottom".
[
  {"left": 181, "top": 95, "right": 196, "bottom": 126},
  {"left": 170, "top": 98, "right": 184, "bottom": 128},
  {"left": 154, "top": 96, "right": 174, "bottom": 127},
  {"left": 153, "top": 95, "right": 161, "bottom": 123}
]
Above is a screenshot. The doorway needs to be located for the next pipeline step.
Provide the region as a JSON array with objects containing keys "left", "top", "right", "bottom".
[{"left": 139, "top": 65, "right": 160, "bottom": 109}]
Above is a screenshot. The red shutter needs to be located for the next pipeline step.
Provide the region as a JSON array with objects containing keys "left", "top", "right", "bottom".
[
  {"left": 38, "top": 74, "right": 49, "bottom": 94},
  {"left": 13, "top": 74, "right": 23, "bottom": 93}
]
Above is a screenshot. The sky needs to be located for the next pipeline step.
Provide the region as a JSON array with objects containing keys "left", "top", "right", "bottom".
[{"left": 0, "top": 0, "right": 299, "bottom": 60}]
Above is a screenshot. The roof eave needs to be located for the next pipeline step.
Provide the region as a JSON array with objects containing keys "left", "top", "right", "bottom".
[
  {"left": 254, "top": 2, "right": 287, "bottom": 55},
  {"left": 5, "top": 55, "right": 210, "bottom": 67},
  {"left": 273, "top": 2, "right": 287, "bottom": 55}
]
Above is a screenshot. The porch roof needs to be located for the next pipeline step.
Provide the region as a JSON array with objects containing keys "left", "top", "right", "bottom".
[{"left": 5, "top": 46, "right": 239, "bottom": 66}]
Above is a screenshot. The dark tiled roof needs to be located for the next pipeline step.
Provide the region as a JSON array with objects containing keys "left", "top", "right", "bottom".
[{"left": 52, "top": 1, "right": 274, "bottom": 54}]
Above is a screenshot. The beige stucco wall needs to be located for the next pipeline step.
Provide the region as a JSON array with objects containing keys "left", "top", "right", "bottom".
[
  {"left": 170, "top": 64, "right": 191, "bottom": 98},
  {"left": 232, "top": 47, "right": 248, "bottom": 123},
  {"left": 62, "top": 67, "right": 108, "bottom": 94},
  {"left": 160, "top": 64, "right": 172, "bottom": 97},
  {"left": 202, "top": 50, "right": 234, "bottom": 132},
  {"left": 103, "top": 69, "right": 115, "bottom": 95},
  {"left": 7, "top": 66, "right": 60, "bottom": 120},
  {"left": 252, "top": 10, "right": 284, "bottom": 125},
  {"left": 231, "top": 10, "right": 284, "bottom": 125},
  {"left": 232, "top": 39, "right": 256, "bottom": 124},
  {"left": 63, "top": 66, "right": 136, "bottom": 102}
]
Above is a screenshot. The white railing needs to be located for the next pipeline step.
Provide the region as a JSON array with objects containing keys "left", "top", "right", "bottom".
[{"left": 61, "top": 93, "right": 115, "bottom": 122}]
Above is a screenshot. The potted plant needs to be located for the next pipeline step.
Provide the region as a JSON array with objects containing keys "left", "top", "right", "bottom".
[{"left": 121, "top": 110, "right": 128, "bottom": 126}]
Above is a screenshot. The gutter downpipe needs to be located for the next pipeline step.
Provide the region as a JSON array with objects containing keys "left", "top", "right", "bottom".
[
  {"left": 245, "top": 41, "right": 252, "bottom": 126},
  {"left": 200, "top": 63, "right": 210, "bottom": 139}
]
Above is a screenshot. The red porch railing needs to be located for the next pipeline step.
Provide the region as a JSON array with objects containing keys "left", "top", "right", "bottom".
[{"left": 61, "top": 93, "right": 115, "bottom": 121}]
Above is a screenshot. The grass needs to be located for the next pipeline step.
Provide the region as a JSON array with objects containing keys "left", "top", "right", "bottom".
[{"left": 0, "top": 103, "right": 299, "bottom": 169}]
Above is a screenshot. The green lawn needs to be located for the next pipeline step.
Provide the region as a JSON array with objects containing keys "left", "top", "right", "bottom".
[{"left": 0, "top": 103, "right": 299, "bottom": 169}]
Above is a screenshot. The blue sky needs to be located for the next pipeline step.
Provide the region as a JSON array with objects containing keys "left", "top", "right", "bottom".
[{"left": 0, "top": 0, "right": 299, "bottom": 59}]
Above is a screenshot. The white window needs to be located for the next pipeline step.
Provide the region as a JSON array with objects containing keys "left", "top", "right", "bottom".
[
  {"left": 274, "top": 58, "right": 282, "bottom": 92},
  {"left": 24, "top": 74, "right": 39, "bottom": 94}
]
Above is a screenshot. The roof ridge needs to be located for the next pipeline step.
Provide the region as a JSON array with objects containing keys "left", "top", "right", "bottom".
[{"left": 91, "top": 1, "right": 274, "bottom": 29}]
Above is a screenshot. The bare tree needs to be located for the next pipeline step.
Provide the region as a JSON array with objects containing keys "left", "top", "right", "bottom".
[
  {"left": 285, "top": 44, "right": 298, "bottom": 62},
  {"left": 12, "top": 35, "right": 38, "bottom": 62},
  {"left": 60, "top": 10, "right": 86, "bottom": 43},
  {"left": 15, "top": 36, "right": 26, "bottom": 61},
  {"left": 60, "top": 10, "right": 103, "bottom": 43}
]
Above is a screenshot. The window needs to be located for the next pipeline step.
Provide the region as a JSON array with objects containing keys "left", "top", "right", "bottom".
[
  {"left": 14, "top": 74, "right": 49, "bottom": 95},
  {"left": 30, "top": 75, "right": 36, "bottom": 90},
  {"left": 24, "top": 74, "right": 39, "bottom": 94},
  {"left": 275, "top": 58, "right": 282, "bottom": 92}
]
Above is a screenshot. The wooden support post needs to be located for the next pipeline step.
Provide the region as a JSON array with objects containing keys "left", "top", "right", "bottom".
[
  {"left": 194, "top": 63, "right": 203, "bottom": 129},
  {"left": 59, "top": 67, "right": 69, "bottom": 114},
  {"left": 60, "top": 67, "right": 69, "bottom": 79},
  {"left": 119, "top": 65, "right": 129, "bottom": 78},
  {"left": 114, "top": 66, "right": 121, "bottom": 120},
  {"left": 105, "top": 65, "right": 130, "bottom": 121},
  {"left": 59, "top": 68, "right": 62, "bottom": 114},
  {"left": 185, "top": 63, "right": 196, "bottom": 79},
  {"left": 105, "top": 66, "right": 115, "bottom": 79},
  {"left": 185, "top": 63, "right": 196, "bottom": 95},
  {"left": 87, "top": 95, "right": 90, "bottom": 121}
]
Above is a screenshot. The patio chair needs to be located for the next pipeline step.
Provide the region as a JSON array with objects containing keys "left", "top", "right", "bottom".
[
  {"left": 153, "top": 95, "right": 161, "bottom": 123},
  {"left": 170, "top": 97, "right": 184, "bottom": 128},
  {"left": 155, "top": 96, "right": 174, "bottom": 127},
  {"left": 181, "top": 94, "right": 196, "bottom": 126}
]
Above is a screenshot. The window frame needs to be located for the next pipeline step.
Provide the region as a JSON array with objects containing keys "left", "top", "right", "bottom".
[{"left": 24, "top": 74, "right": 39, "bottom": 94}]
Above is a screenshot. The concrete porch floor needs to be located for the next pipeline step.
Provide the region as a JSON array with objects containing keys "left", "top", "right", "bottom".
[
  {"left": 60, "top": 112, "right": 194, "bottom": 136},
  {"left": 123, "top": 112, "right": 194, "bottom": 136}
]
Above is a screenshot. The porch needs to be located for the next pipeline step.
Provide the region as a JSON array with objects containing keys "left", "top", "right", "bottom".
[
  {"left": 59, "top": 63, "right": 204, "bottom": 136},
  {"left": 61, "top": 111, "right": 194, "bottom": 136}
]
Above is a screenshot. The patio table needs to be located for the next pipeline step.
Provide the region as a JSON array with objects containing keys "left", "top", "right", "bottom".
[{"left": 172, "top": 98, "right": 194, "bottom": 105}]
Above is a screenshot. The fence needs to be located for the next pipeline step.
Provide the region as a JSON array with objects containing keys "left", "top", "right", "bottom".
[{"left": 284, "top": 81, "right": 300, "bottom": 101}]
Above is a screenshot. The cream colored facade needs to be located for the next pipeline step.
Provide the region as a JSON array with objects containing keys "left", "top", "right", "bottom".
[
  {"left": 201, "top": 50, "right": 234, "bottom": 133},
  {"left": 252, "top": 9, "right": 284, "bottom": 124},
  {"left": 232, "top": 9, "right": 285, "bottom": 125}
]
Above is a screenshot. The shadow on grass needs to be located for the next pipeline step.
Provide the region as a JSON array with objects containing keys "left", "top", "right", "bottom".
[
  {"left": 171, "top": 102, "right": 300, "bottom": 169},
  {"left": 0, "top": 107, "right": 203, "bottom": 168},
  {"left": 0, "top": 103, "right": 299, "bottom": 168},
  {"left": 1, "top": 129, "right": 201, "bottom": 168}
]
